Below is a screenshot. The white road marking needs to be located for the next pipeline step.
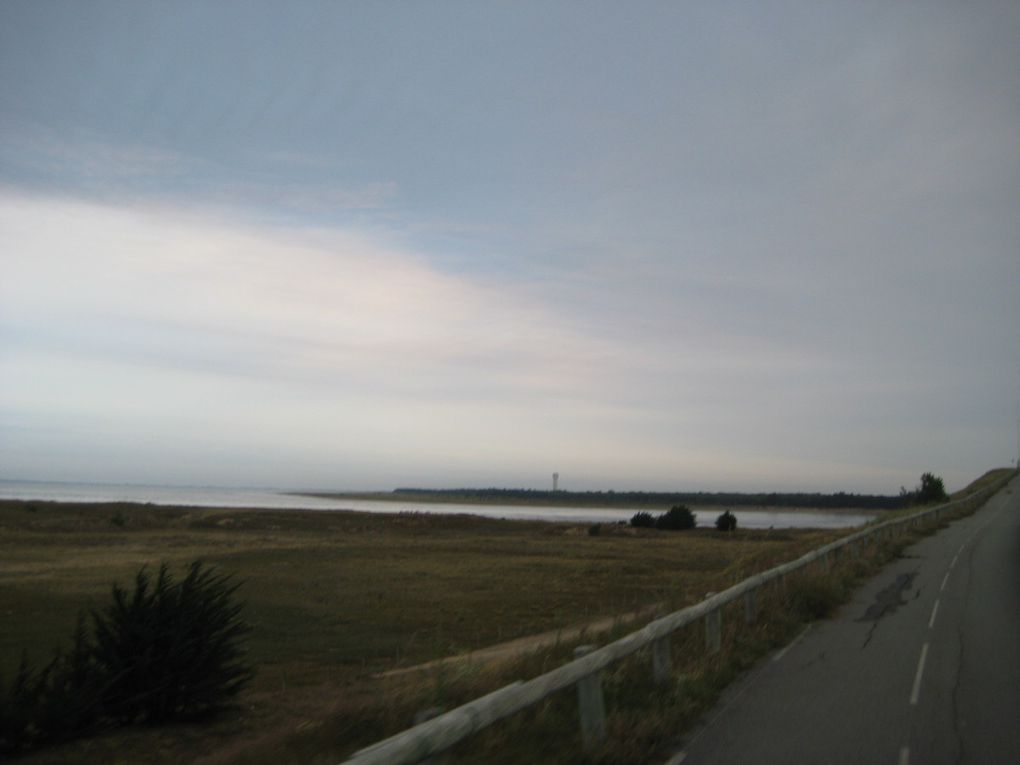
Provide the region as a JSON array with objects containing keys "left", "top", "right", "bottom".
[
  {"left": 950, "top": 554, "right": 959, "bottom": 570},
  {"left": 940, "top": 572, "right": 950, "bottom": 592},
  {"left": 928, "top": 599, "right": 940, "bottom": 629},
  {"left": 663, "top": 751, "right": 687, "bottom": 765},
  {"left": 899, "top": 745, "right": 910, "bottom": 765},
  {"left": 772, "top": 625, "right": 811, "bottom": 663},
  {"left": 910, "top": 643, "right": 929, "bottom": 705}
]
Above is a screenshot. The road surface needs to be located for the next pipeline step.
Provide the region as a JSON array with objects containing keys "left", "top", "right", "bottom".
[{"left": 672, "top": 475, "right": 1020, "bottom": 765}]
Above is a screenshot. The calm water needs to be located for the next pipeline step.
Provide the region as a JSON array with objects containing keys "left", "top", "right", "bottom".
[{"left": 0, "top": 480, "right": 877, "bottom": 529}]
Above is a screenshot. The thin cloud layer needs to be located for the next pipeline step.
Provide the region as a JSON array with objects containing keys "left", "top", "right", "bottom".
[{"left": 0, "top": 194, "right": 649, "bottom": 487}]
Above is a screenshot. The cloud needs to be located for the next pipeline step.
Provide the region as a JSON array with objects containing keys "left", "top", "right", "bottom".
[
  {"left": 1, "top": 191, "right": 651, "bottom": 487},
  {"left": 0, "top": 191, "right": 609, "bottom": 392},
  {"left": 0, "top": 129, "right": 200, "bottom": 187},
  {"left": 0, "top": 129, "right": 400, "bottom": 219}
]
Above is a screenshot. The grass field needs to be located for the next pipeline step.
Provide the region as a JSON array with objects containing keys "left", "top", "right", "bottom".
[{"left": 3, "top": 474, "right": 1009, "bottom": 764}]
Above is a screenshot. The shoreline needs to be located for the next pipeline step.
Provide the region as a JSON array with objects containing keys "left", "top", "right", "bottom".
[{"left": 0, "top": 496, "right": 879, "bottom": 531}]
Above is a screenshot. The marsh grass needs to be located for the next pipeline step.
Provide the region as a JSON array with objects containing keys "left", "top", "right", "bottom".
[{"left": 1, "top": 499, "right": 842, "bottom": 763}]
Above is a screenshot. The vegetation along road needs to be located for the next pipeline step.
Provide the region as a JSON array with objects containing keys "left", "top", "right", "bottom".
[{"left": 672, "top": 474, "right": 1020, "bottom": 764}]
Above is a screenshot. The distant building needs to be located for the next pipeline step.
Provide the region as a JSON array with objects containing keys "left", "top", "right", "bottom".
[{"left": 553, "top": 472, "right": 559, "bottom": 492}]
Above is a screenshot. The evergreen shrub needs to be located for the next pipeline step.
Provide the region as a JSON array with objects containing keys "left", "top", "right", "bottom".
[{"left": 0, "top": 561, "right": 253, "bottom": 755}]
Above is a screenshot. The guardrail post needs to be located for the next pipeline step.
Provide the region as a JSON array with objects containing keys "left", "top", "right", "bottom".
[
  {"left": 574, "top": 645, "right": 606, "bottom": 752},
  {"left": 820, "top": 552, "right": 830, "bottom": 572},
  {"left": 743, "top": 590, "right": 756, "bottom": 624},
  {"left": 651, "top": 636, "right": 671, "bottom": 684}
]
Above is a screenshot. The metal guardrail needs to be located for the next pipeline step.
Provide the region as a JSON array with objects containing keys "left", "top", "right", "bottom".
[{"left": 344, "top": 472, "right": 1016, "bottom": 765}]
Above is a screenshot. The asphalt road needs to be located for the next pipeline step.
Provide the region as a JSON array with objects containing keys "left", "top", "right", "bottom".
[{"left": 671, "top": 476, "right": 1020, "bottom": 765}]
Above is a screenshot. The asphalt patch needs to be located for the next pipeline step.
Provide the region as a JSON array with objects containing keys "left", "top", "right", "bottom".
[{"left": 859, "top": 571, "right": 919, "bottom": 622}]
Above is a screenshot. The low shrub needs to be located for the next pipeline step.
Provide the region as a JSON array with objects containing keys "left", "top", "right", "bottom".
[
  {"left": 93, "top": 561, "right": 254, "bottom": 724},
  {"left": 630, "top": 511, "right": 656, "bottom": 528},
  {"left": 916, "top": 472, "right": 948, "bottom": 504},
  {"left": 630, "top": 506, "right": 697, "bottom": 530},
  {"left": 656, "top": 505, "right": 696, "bottom": 530},
  {"left": 715, "top": 510, "right": 737, "bottom": 532},
  {"left": 900, "top": 471, "right": 949, "bottom": 505},
  {"left": 0, "top": 561, "right": 253, "bottom": 756}
]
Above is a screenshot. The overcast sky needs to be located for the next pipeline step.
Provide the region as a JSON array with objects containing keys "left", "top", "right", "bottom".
[{"left": 1, "top": 2, "right": 1018, "bottom": 494}]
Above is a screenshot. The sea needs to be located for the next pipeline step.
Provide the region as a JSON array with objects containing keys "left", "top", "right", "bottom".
[{"left": 0, "top": 480, "right": 877, "bottom": 530}]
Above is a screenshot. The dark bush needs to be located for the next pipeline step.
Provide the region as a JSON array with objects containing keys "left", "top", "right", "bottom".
[
  {"left": 92, "top": 562, "right": 253, "bottom": 724},
  {"left": 715, "top": 510, "right": 737, "bottom": 531},
  {"left": 33, "top": 617, "right": 106, "bottom": 741},
  {"left": 0, "top": 659, "right": 38, "bottom": 753},
  {"left": 900, "top": 472, "right": 949, "bottom": 505},
  {"left": 0, "top": 561, "right": 252, "bottom": 755},
  {"left": 656, "top": 505, "right": 696, "bottom": 530},
  {"left": 1, "top": 618, "right": 108, "bottom": 753},
  {"left": 630, "top": 511, "right": 656, "bottom": 528},
  {"left": 915, "top": 472, "right": 948, "bottom": 504},
  {"left": 631, "top": 506, "right": 697, "bottom": 530}
]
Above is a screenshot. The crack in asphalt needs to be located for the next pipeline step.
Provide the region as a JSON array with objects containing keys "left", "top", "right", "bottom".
[
  {"left": 858, "top": 571, "right": 918, "bottom": 649},
  {"left": 861, "top": 619, "right": 880, "bottom": 650}
]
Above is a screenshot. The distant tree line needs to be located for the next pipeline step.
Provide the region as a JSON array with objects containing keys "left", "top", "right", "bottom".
[{"left": 393, "top": 487, "right": 909, "bottom": 510}]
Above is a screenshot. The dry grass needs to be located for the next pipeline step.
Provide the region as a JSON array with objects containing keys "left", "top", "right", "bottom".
[
  {"left": 949, "top": 467, "right": 1014, "bottom": 499},
  {"left": 1, "top": 499, "right": 841, "bottom": 763}
]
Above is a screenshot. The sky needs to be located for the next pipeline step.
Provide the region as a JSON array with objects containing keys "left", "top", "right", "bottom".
[{"left": 1, "top": 1, "right": 1018, "bottom": 494}]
